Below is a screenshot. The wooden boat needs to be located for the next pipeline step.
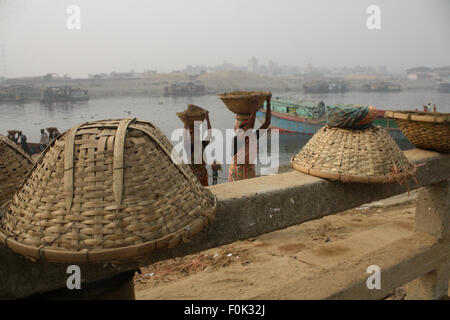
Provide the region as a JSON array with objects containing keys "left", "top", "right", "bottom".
[
  {"left": 5, "top": 137, "right": 41, "bottom": 155},
  {"left": 69, "top": 88, "right": 90, "bottom": 102},
  {"left": 438, "top": 82, "right": 450, "bottom": 93},
  {"left": 0, "top": 85, "right": 34, "bottom": 103},
  {"left": 40, "top": 86, "right": 89, "bottom": 103},
  {"left": 256, "top": 98, "right": 413, "bottom": 149},
  {"left": 6, "top": 127, "right": 61, "bottom": 156},
  {"left": 164, "top": 82, "right": 206, "bottom": 96},
  {"left": 303, "top": 80, "right": 348, "bottom": 93},
  {"left": 362, "top": 82, "right": 402, "bottom": 92}
]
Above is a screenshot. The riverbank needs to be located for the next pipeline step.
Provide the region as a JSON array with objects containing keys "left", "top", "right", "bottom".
[{"left": 1, "top": 71, "right": 440, "bottom": 101}]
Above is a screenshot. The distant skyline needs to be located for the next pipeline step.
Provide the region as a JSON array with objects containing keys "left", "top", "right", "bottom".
[{"left": 0, "top": 0, "right": 449, "bottom": 78}]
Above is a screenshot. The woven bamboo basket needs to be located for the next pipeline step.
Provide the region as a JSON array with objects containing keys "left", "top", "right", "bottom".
[
  {"left": 176, "top": 104, "right": 207, "bottom": 125},
  {"left": 385, "top": 111, "right": 450, "bottom": 153},
  {"left": 0, "top": 135, "right": 34, "bottom": 206},
  {"left": 0, "top": 119, "right": 216, "bottom": 263},
  {"left": 218, "top": 91, "right": 270, "bottom": 116},
  {"left": 291, "top": 126, "right": 417, "bottom": 183}
]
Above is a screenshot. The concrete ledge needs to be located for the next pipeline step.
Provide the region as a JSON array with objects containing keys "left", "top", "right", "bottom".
[
  {"left": 0, "top": 253, "right": 135, "bottom": 299},
  {"left": 148, "top": 149, "right": 449, "bottom": 262},
  {"left": 1, "top": 149, "right": 449, "bottom": 299}
]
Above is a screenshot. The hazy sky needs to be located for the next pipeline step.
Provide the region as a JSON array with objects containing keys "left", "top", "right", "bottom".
[{"left": 0, "top": 0, "right": 449, "bottom": 78}]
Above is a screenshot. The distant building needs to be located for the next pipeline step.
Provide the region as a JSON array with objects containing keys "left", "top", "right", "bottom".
[
  {"left": 248, "top": 57, "right": 258, "bottom": 73},
  {"left": 109, "top": 71, "right": 135, "bottom": 79},
  {"left": 433, "top": 66, "right": 450, "bottom": 82},
  {"left": 89, "top": 73, "right": 110, "bottom": 80},
  {"left": 377, "top": 66, "right": 388, "bottom": 74},
  {"left": 0, "top": 44, "right": 7, "bottom": 78},
  {"left": 185, "top": 65, "right": 208, "bottom": 76},
  {"left": 43, "top": 73, "right": 55, "bottom": 81},
  {"left": 143, "top": 70, "right": 158, "bottom": 78},
  {"left": 267, "top": 60, "right": 280, "bottom": 74},
  {"left": 406, "top": 67, "right": 433, "bottom": 80}
]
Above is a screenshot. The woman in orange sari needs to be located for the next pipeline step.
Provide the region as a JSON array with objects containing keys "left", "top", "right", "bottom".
[{"left": 228, "top": 94, "right": 271, "bottom": 182}]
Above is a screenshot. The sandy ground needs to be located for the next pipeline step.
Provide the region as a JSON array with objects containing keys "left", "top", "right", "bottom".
[{"left": 133, "top": 190, "right": 448, "bottom": 300}]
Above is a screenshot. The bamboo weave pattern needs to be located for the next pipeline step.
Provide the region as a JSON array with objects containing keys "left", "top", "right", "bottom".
[{"left": 0, "top": 119, "right": 216, "bottom": 263}]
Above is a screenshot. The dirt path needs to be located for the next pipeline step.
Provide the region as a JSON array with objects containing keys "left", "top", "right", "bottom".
[{"left": 134, "top": 192, "right": 447, "bottom": 300}]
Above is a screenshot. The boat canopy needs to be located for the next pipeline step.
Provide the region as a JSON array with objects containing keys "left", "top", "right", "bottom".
[{"left": 265, "top": 98, "right": 326, "bottom": 120}]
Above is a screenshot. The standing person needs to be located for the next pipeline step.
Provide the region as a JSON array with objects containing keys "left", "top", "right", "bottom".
[
  {"left": 7, "top": 130, "right": 19, "bottom": 144},
  {"left": 179, "top": 105, "right": 212, "bottom": 186},
  {"left": 211, "top": 160, "right": 222, "bottom": 185},
  {"left": 228, "top": 93, "right": 272, "bottom": 182},
  {"left": 48, "top": 127, "right": 61, "bottom": 142},
  {"left": 39, "top": 129, "right": 49, "bottom": 151},
  {"left": 18, "top": 131, "right": 31, "bottom": 155}
]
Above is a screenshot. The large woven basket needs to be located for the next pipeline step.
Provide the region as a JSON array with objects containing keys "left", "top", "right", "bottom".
[
  {"left": 291, "top": 126, "right": 417, "bottom": 183},
  {"left": 0, "top": 135, "right": 34, "bottom": 206},
  {"left": 385, "top": 111, "right": 450, "bottom": 153},
  {"left": 218, "top": 91, "right": 270, "bottom": 115},
  {"left": 0, "top": 119, "right": 216, "bottom": 263}
]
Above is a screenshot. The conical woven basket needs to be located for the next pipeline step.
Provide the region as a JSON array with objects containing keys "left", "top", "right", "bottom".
[
  {"left": 0, "top": 135, "right": 34, "bottom": 206},
  {"left": 385, "top": 110, "right": 449, "bottom": 153},
  {"left": 0, "top": 119, "right": 216, "bottom": 263},
  {"left": 291, "top": 126, "right": 417, "bottom": 183},
  {"left": 218, "top": 91, "right": 270, "bottom": 116},
  {"left": 176, "top": 104, "right": 207, "bottom": 124}
]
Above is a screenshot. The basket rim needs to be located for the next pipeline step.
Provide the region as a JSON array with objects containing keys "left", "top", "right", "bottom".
[
  {"left": 289, "top": 126, "right": 418, "bottom": 183},
  {"left": 290, "top": 159, "right": 416, "bottom": 184},
  {"left": 0, "top": 197, "right": 217, "bottom": 263},
  {"left": 0, "top": 118, "right": 218, "bottom": 263},
  {"left": 176, "top": 105, "right": 208, "bottom": 122},
  {"left": 217, "top": 90, "right": 271, "bottom": 100},
  {"left": 385, "top": 110, "right": 450, "bottom": 123},
  {"left": 0, "top": 135, "right": 34, "bottom": 165}
]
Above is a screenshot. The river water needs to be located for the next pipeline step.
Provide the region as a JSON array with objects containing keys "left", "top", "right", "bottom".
[{"left": 1, "top": 90, "right": 448, "bottom": 184}]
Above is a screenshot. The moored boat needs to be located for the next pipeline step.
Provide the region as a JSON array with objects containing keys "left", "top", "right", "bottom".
[
  {"left": 6, "top": 127, "right": 61, "bottom": 156},
  {"left": 256, "top": 98, "right": 413, "bottom": 149},
  {"left": 362, "top": 82, "right": 402, "bottom": 92},
  {"left": 0, "top": 85, "right": 34, "bottom": 103},
  {"left": 303, "top": 80, "right": 348, "bottom": 93},
  {"left": 40, "top": 86, "right": 89, "bottom": 104},
  {"left": 438, "top": 82, "right": 450, "bottom": 93},
  {"left": 69, "top": 88, "right": 90, "bottom": 102},
  {"left": 164, "top": 82, "right": 206, "bottom": 96}
]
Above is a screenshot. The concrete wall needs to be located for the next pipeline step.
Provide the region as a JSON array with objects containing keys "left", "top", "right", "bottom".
[{"left": 1, "top": 149, "right": 449, "bottom": 299}]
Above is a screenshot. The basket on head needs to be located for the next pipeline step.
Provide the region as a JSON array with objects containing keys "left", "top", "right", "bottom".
[
  {"left": 291, "top": 126, "right": 417, "bottom": 183},
  {"left": 0, "top": 135, "right": 34, "bottom": 206},
  {"left": 0, "top": 119, "right": 216, "bottom": 263},
  {"left": 385, "top": 110, "right": 450, "bottom": 153},
  {"left": 176, "top": 104, "right": 207, "bottom": 125},
  {"left": 236, "top": 113, "right": 251, "bottom": 121},
  {"left": 46, "top": 127, "right": 59, "bottom": 134},
  {"left": 218, "top": 91, "right": 270, "bottom": 117}
]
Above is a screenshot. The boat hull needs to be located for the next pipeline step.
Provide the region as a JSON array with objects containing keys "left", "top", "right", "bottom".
[
  {"left": 257, "top": 109, "right": 413, "bottom": 149},
  {"left": 257, "top": 109, "right": 324, "bottom": 135},
  {"left": 438, "top": 83, "right": 450, "bottom": 93},
  {"left": 27, "top": 142, "right": 41, "bottom": 155}
]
